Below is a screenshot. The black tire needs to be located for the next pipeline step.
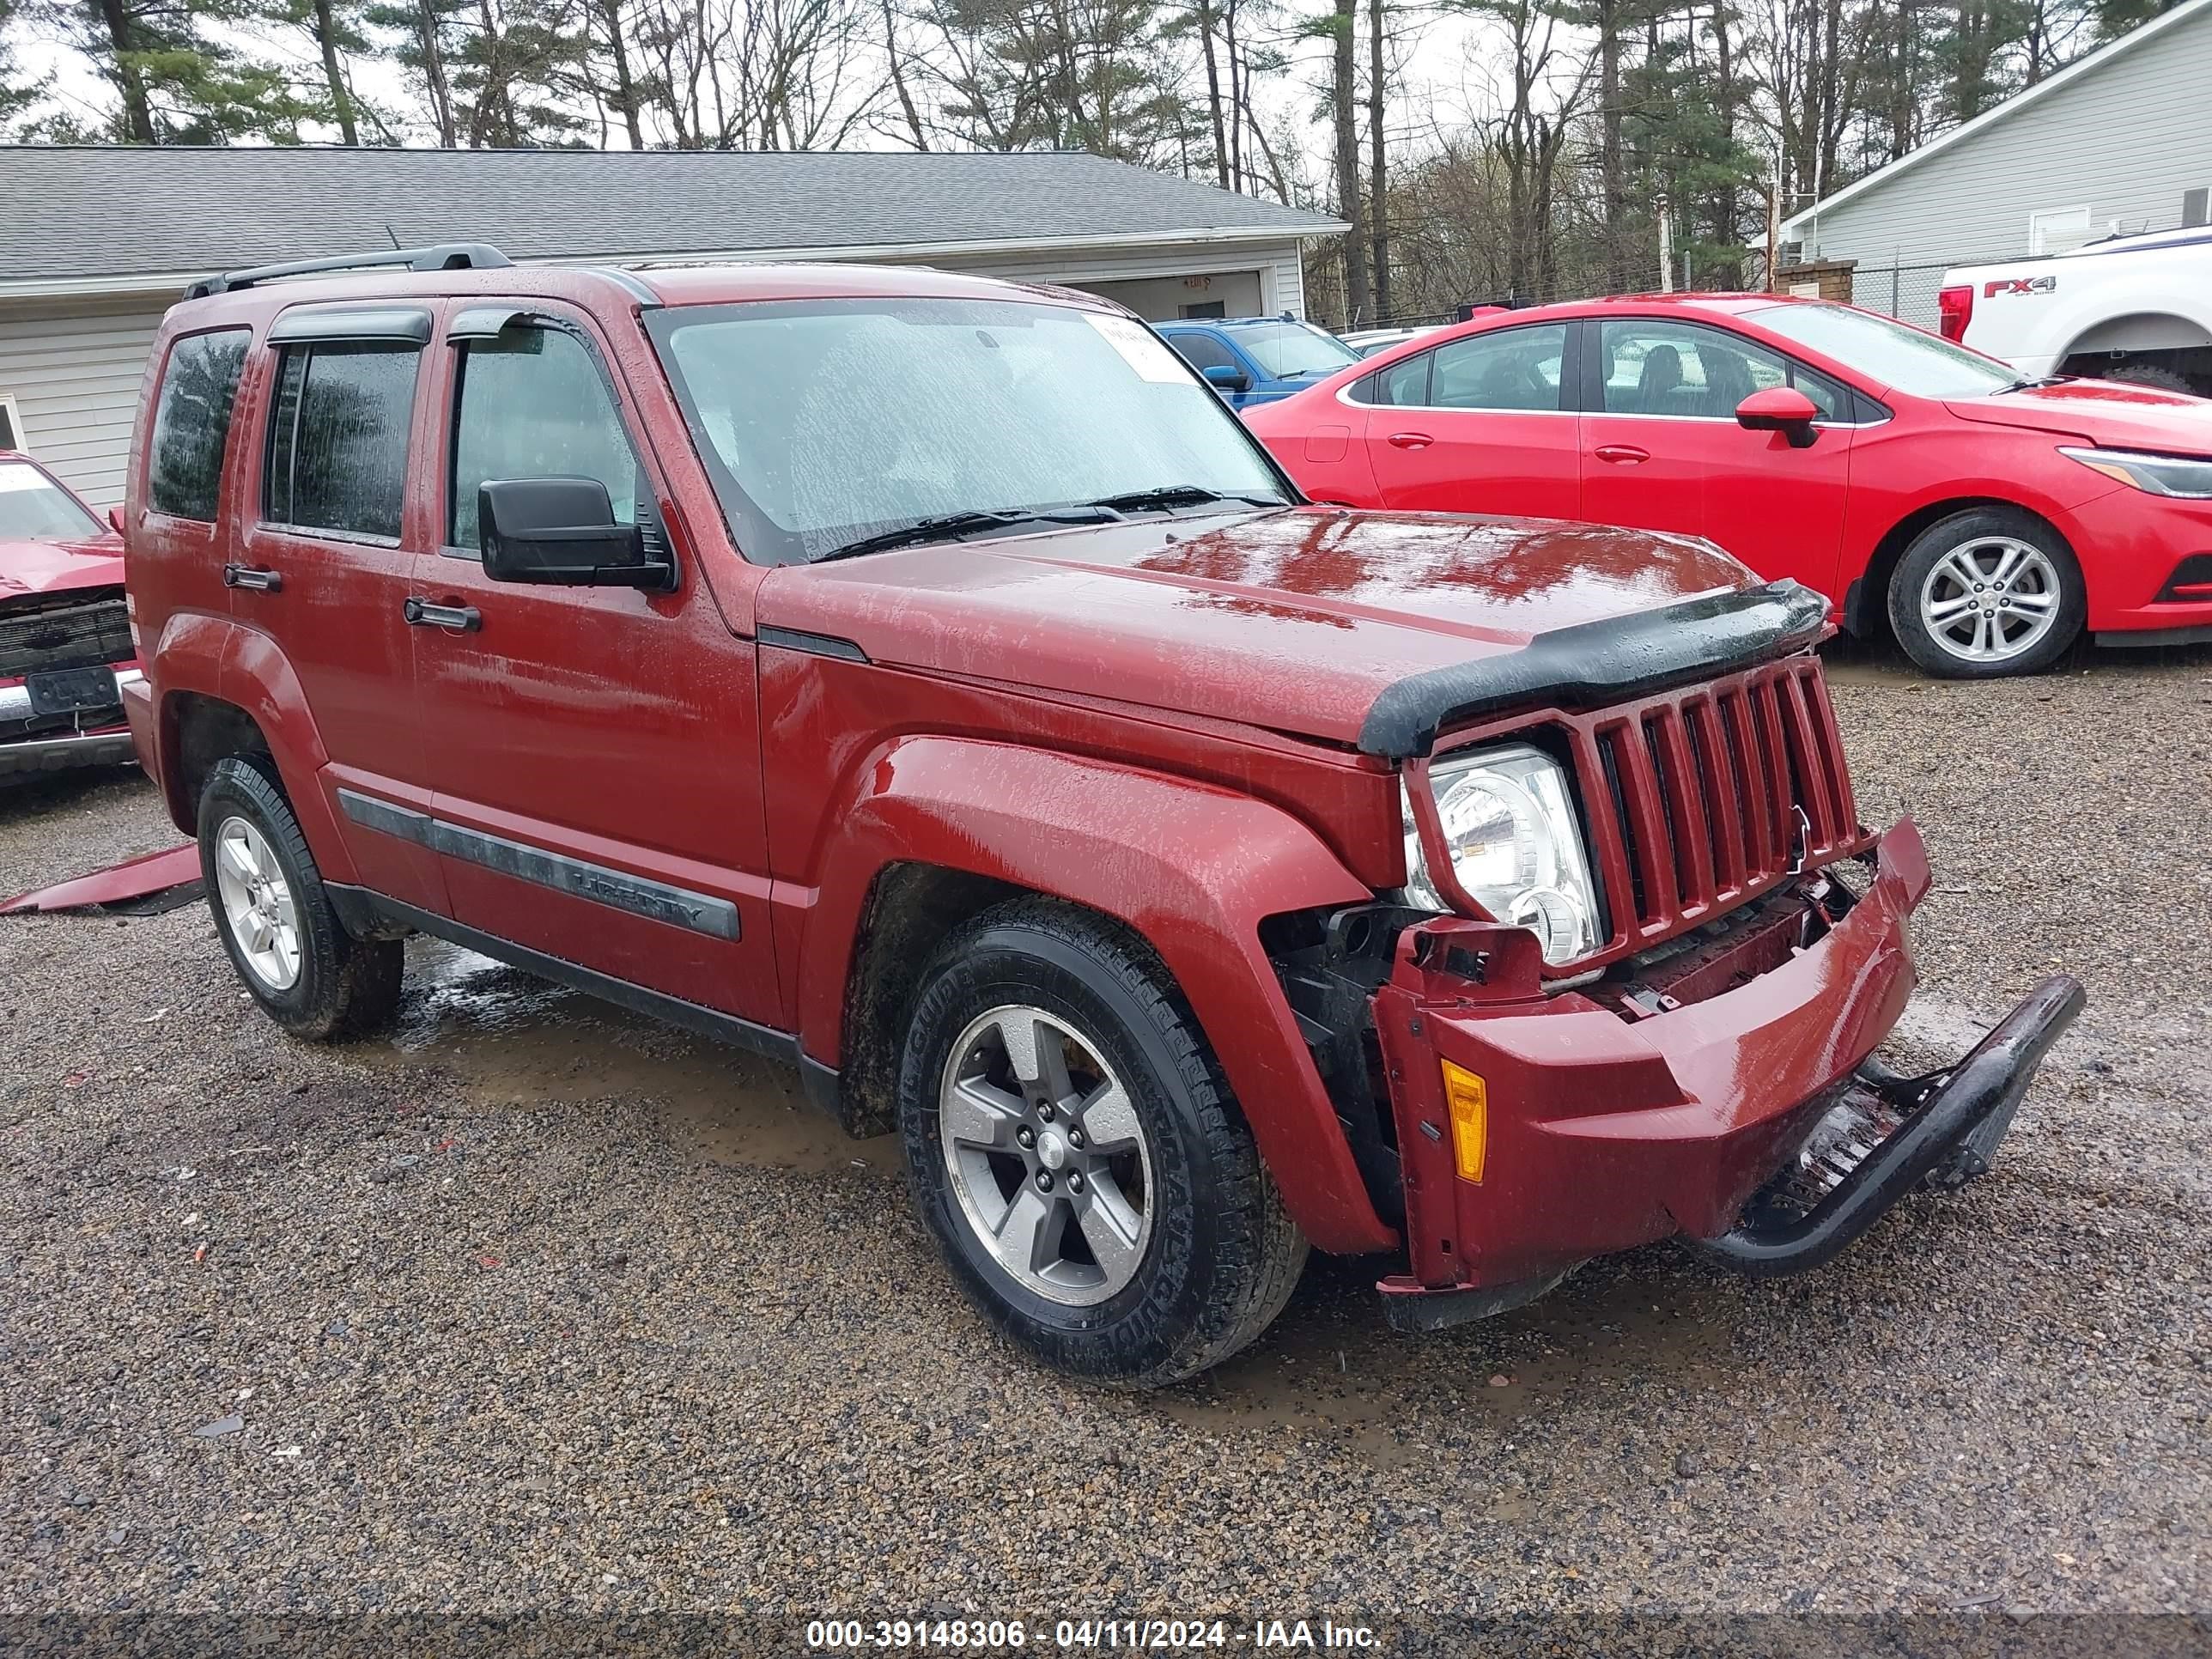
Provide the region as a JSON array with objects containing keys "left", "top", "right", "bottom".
[
  {"left": 896, "top": 896, "right": 1308, "bottom": 1387},
  {"left": 2098, "top": 362, "right": 2197, "bottom": 397},
  {"left": 1886, "top": 507, "right": 2085, "bottom": 679},
  {"left": 198, "top": 756, "right": 403, "bottom": 1040}
]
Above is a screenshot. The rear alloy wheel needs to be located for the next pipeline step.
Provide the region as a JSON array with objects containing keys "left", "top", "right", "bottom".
[
  {"left": 1887, "top": 508, "right": 2084, "bottom": 678},
  {"left": 198, "top": 756, "right": 404, "bottom": 1040},
  {"left": 897, "top": 897, "right": 1308, "bottom": 1387}
]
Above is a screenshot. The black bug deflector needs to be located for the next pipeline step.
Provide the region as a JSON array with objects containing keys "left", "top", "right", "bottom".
[
  {"left": 1693, "top": 975, "right": 2087, "bottom": 1277},
  {"left": 1356, "top": 578, "right": 1831, "bottom": 759}
]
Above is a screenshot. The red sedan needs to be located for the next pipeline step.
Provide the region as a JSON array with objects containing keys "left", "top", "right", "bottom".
[
  {"left": 1, "top": 451, "right": 139, "bottom": 779},
  {"left": 1243, "top": 295, "right": 2212, "bottom": 677}
]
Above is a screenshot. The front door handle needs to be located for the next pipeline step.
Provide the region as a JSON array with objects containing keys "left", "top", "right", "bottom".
[
  {"left": 1386, "top": 431, "right": 1434, "bottom": 450},
  {"left": 1594, "top": 444, "right": 1650, "bottom": 465},
  {"left": 222, "top": 563, "right": 283, "bottom": 592},
  {"left": 402, "top": 596, "right": 482, "bottom": 632}
]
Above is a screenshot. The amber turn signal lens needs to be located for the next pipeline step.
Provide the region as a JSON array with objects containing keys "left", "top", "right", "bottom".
[{"left": 1440, "top": 1060, "right": 1486, "bottom": 1183}]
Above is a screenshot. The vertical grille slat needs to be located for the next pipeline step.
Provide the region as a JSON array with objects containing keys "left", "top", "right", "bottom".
[
  {"left": 1622, "top": 715, "right": 1680, "bottom": 923},
  {"left": 1543, "top": 655, "right": 1868, "bottom": 964},
  {"left": 1650, "top": 704, "right": 1714, "bottom": 913}
]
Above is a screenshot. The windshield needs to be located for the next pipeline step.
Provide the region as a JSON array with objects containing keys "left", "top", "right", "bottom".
[
  {"left": 1234, "top": 321, "right": 1361, "bottom": 379},
  {"left": 1745, "top": 302, "right": 2020, "bottom": 398},
  {"left": 0, "top": 461, "right": 103, "bottom": 541},
  {"left": 647, "top": 298, "right": 1291, "bottom": 565}
]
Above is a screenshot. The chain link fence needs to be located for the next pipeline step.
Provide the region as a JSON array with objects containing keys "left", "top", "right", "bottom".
[{"left": 1330, "top": 256, "right": 2022, "bottom": 337}]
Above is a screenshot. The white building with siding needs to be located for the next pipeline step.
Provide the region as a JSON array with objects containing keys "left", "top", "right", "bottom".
[
  {"left": 1778, "top": 0, "right": 2212, "bottom": 318},
  {"left": 0, "top": 147, "right": 1343, "bottom": 506}
]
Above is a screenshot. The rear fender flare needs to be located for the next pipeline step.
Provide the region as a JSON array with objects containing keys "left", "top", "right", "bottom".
[
  {"left": 799, "top": 736, "right": 1396, "bottom": 1255},
  {"left": 155, "top": 615, "right": 356, "bottom": 886}
]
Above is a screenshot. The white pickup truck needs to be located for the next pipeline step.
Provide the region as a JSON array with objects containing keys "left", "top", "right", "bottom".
[{"left": 1941, "top": 226, "right": 2212, "bottom": 396}]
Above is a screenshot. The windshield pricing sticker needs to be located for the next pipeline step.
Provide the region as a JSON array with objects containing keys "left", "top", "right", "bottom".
[
  {"left": 1085, "top": 313, "right": 1192, "bottom": 383},
  {"left": 0, "top": 464, "right": 47, "bottom": 492}
]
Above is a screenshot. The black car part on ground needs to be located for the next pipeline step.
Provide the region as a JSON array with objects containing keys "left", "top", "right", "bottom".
[{"left": 1692, "top": 973, "right": 2087, "bottom": 1276}]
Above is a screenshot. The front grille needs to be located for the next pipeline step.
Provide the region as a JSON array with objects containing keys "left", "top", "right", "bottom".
[
  {"left": 1568, "top": 654, "right": 1867, "bottom": 957},
  {"left": 0, "top": 591, "right": 133, "bottom": 679}
]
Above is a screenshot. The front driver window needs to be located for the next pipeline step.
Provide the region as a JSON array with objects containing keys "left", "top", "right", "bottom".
[
  {"left": 1598, "top": 320, "right": 1845, "bottom": 421},
  {"left": 448, "top": 325, "right": 639, "bottom": 551}
]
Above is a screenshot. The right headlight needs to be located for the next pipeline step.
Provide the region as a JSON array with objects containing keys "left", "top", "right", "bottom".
[
  {"left": 2059, "top": 446, "right": 2212, "bottom": 498},
  {"left": 1401, "top": 742, "right": 1602, "bottom": 966}
]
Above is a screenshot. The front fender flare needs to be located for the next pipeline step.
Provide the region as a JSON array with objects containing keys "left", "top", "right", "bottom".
[{"left": 799, "top": 737, "right": 1397, "bottom": 1255}]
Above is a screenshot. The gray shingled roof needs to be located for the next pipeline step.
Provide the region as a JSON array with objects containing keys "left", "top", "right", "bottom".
[{"left": 0, "top": 146, "right": 1340, "bottom": 283}]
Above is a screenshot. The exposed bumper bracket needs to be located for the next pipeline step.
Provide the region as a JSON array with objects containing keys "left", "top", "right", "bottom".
[{"left": 1690, "top": 974, "right": 2087, "bottom": 1278}]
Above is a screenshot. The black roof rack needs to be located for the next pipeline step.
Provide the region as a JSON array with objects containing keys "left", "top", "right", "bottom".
[{"left": 185, "top": 243, "right": 514, "bottom": 300}]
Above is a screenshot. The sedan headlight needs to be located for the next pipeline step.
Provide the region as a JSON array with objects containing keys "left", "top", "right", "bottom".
[
  {"left": 2060, "top": 446, "right": 2212, "bottom": 498},
  {"left": 1401, "top": 743, "right": 1601, "bottom": 966}
]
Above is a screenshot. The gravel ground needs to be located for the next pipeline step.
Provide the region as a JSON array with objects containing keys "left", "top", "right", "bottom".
[{"left": 3, "top": 640, "right": 2209, "bottom": 1651}]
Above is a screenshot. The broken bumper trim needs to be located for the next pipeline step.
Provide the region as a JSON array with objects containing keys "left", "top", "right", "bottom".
[{"left": 1689, "top": 973, "right": 2086, "bottom": 1278}]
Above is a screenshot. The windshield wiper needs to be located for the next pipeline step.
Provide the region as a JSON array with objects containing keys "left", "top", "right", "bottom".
[
  {"left": 814, "top": 506, "right": 1120, "bottom": 563},
  {"left": 1079, "top": 485, "right": 1285, "bottom": 514},
  {"left": 1996, "top": 374, "right": 2069, "bottom": 394}
]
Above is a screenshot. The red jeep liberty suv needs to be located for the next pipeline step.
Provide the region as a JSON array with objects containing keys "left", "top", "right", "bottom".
[{"left": 123, "top": 246, "right": 2083, "bottom": 1385}]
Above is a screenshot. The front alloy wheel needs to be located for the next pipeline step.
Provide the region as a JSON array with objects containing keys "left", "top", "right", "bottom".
[
  {"left": 897, "top": 897, "right": 1309, "bottom": 1386},
  {"left": 1887, "top": 507, "right": 2084, "bottom": 678},
  {"left": 939, "top": 1004, "right": 1154, "bottom": 1307},
  {"left": 1915, "top": 536, "right": 2063, "bottom": 665}
]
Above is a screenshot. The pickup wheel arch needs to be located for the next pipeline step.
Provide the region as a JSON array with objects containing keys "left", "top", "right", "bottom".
[
  {"left": 2061, "top": 310, "right": 2212, "bottom": 359},
  {"left": 799, "top": 737, "right": 1396, "bottom": 1256}
]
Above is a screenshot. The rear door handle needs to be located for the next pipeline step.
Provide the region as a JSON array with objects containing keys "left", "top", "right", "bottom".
[
  {"left": 222, "top": 563, "right": 283, "bottom": 592},
  {"left": 402, "top": 596, "right": 482, "bottom": 632},
  {"left": 1594, "top": 444, "right": 1650, "bottom": 465},
  {"left": 1386, "top": 431, "right": 1434, "bottom": 450}
]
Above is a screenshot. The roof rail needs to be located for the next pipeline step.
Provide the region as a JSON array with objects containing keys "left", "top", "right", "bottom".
[{"left": 185, "top": 243, "right": 514, "bottom": 300}]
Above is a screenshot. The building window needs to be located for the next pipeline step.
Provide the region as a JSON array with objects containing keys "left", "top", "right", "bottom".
[
  {"left": 1180, "top": 301, "right": 1227, "bottom": 319},
  {"left": 0, "top": 393, "right": 22, "bottom": 452},
  {"left": 2028, "top": 206, "right": 2094, "bottom": 255}
]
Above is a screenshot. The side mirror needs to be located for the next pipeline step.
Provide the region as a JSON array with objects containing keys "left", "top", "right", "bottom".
[
  {"left": 478, "top": 477, "right": 672, "bottom": 589},
  {"left": 1735, "top": 386, "right": 1821, "bottom": 448},
  {"left": 106, "top": 506, "right": 125, "bottom": 536},
  {"left": 1202, "top": 364, "right": 1251, "bottom": 394}
]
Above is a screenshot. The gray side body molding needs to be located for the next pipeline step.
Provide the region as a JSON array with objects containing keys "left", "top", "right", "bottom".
[{"left": 335, "top": 789, "right": 740, "bottom": 941}]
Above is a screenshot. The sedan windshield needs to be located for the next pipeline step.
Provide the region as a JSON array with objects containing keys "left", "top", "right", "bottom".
[
  {"left": 1234, "top": 321, "right": 1361, "bottom": 379},
  {"left": 647, "top": 298, "right": 1292, "bottom": 565},
  {"left": 0, "top": 460, "right": 103, "bottom": 541},
  {"left": 1745, "top": 302, "right": 2020, "bottom": 398}
]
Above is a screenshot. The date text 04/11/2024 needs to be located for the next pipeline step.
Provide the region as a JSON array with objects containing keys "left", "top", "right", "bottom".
[{"left": 804, "top": 1619, "right": 1382, "bottom": 1649}]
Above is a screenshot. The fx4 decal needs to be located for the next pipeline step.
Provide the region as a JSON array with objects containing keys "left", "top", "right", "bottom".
[{"left": 1984, "top": 275, "right": 2058, "bottom": 298}]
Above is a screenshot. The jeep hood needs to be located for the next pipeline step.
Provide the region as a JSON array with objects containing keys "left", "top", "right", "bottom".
[
  {"left": 0, "top": 532, "right": 125, "bottom": 600},
  {"left": 757, "top": 508, "right": 1766, "bottom": 749},
  {"left": 1945, "top": 378, "right": 2212, "bottom": 452}
]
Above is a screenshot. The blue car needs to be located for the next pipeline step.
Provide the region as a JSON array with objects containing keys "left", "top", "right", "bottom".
[{"left": 1154, "top": 316, "right": 1363, "bottom": 409}]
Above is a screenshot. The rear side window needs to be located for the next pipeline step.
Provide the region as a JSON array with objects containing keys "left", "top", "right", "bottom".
[
  {"left": 264, "top": 343, "right": 418, "bottom": 539},
  {"left": 1428, "top": 325, "right": 1568, "bottom": 411},
  {"left": 148, "top": 329, "right": 250, "bottom": 521},
  {"left": 447, "top": 326, "right": 639, "bottom": 552}
]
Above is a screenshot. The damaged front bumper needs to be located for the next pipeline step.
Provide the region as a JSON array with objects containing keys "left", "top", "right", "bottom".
[{"left": 1369, "top": 818, "right": 2085, "bottom": 1329}]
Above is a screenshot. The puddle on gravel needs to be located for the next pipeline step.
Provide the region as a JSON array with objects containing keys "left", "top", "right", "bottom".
[
  {"left": 362, "top": 939, "right": 899, "bottom": 1174},
  {"left": 1155, "top": 1255, "right": 1733, "bottom": 1468}
]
